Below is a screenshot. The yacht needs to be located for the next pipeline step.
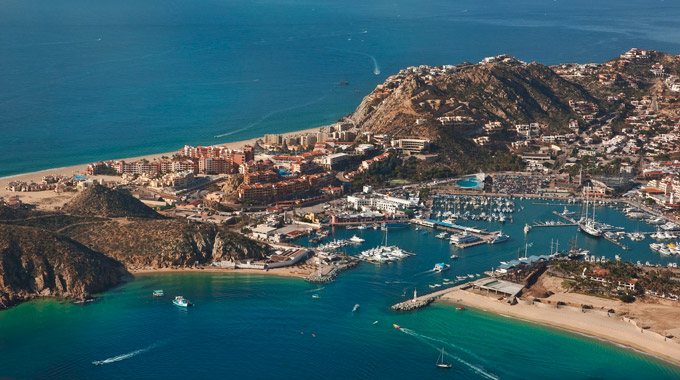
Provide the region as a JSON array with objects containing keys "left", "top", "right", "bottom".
[
  {"left": 435, "top": 232, "right": 450, "bottom": 239},
  {"left": 561, "top": 206, "right": 576, "bottom": 216},
  {"left": 349, "top": 235, "right": 365, "bottom": 243},
  {"left": 524, "top": 224, "right": 531, "bottom": 234},
  {"left": 449, "top": 232, "right": 480, "bottom": 247},
  {"left": 489, "top": 232, "right": 510, "bottom": 244}
]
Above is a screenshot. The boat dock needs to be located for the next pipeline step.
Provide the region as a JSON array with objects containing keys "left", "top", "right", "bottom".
[
  {"left": 552, "top": 211, "right": 578, "bottom": 224},
  {"left": 532, "top": 220, "right": 576, "bottom": 228},
  {"left": 391, "top": 278, "right": 525, "bottom": 311},
  {"left": 603, "top": 235, "right": 631, "bottom": 251},
  {"left": 410, "top": 218, "right": 495, "bottom": 246},
  {"left": 552, "top": 212, "right": 631, "bottom": 251}
]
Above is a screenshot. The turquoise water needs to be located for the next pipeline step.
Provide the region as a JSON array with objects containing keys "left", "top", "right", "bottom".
[
  {"left": 2, "top": 200, "right": 680, "bottom": 378},
  {"left": 2, "top": 0, "right": 680, "bottom": 177},
  {"left": 457, "top": 179, "right": 481, "bottom": 188}
]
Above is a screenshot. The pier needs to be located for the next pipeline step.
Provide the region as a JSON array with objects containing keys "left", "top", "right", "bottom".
[
  {"left": 410, "top": 218, "right": 495, "bottom": 246},
  {"left": 603, "top": 235, "right": 631, "bottom": 251}
]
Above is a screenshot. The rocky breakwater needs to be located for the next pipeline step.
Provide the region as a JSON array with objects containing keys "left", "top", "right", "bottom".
[{"left": 391, "top": 298, "right": 435, "bottom": 311}]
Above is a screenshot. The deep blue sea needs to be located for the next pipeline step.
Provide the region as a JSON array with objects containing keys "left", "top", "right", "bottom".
[
  {"left": 2, "top": 199, "right": 680, "bottom": 379},
  {"left": 1, "top": 0, "right": 680, "bottom": 177}
]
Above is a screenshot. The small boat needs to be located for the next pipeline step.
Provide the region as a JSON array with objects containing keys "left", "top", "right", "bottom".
[
  {"left": 349, "top": 235, "right": 365, "bottom": 243},
  {"left": 450, "top": 254, "right": 459, "bottom": 259},
  {"left": 312, "top": 294, "right": 320, "bottom": 299},
  {"left": 352, "top": 304, "right": 360, "bottom": 312},
  {"left": 456, "top": 306, "right": 465, "bottom": 311},
  {"left": 373, "top": 320, "right": 379, "bottom": 325},
  {"left": 433, "top": 263, "right": 450, "bottom": 272},
  {"left": 172, "top": 296, "right": 191, "bottom": 307},
  {"left": 153, "top": 290, "right": 164, "bottom": 297},
  {"left": 436, "top": 348, "right": 452, "bottom": 368},
  {"left": 393, "top": 324, "right": 402, "bottom": 329}
]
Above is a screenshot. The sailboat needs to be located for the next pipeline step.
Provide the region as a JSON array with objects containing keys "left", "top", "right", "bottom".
[
  {"left": 578, "top": 193, "right": 602, "bottom": 238},
  {"left": 436, "top": 348, "right": 452, "bottom": 368}
]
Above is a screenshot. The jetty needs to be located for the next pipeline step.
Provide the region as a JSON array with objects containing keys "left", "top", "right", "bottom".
[
  {"left": 304, "top": 259, "right": 358, "bottom": 283},
  {"left": 391, "top": 278, "right": 525, "bottom": 311}
]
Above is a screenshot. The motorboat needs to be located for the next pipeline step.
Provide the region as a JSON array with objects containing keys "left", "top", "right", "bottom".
[
  {"left": 433, "top": 263, "right": 450, "bottom": 272},
  {"left": 173, "top": 296, "right": 191, "bottom": 307}
]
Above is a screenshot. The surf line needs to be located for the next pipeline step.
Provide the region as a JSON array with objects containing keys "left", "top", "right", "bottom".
[
  {"left": 399, "top": 328, "right": 499, "bottom": 380},
  {"left": 327, "top": 47, "right": 381, "bottom": 75},
  {"left": 92, "top": 341, "right": 164, "bottom": 366}
]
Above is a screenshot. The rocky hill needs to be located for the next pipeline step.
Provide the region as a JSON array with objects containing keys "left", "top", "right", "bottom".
[
  {"left": 0, "top": 187, "right": 271, "bottom": 310},
  {"left": 61, "top": 184, "right": 162, "bottom": 219},
  {"left": 62, "top": 219, "right": 269, "bottom": 269},
  {"left": 0, "top": 224, "right": 128, "bottom": 309},
  {"left": 351, "top": 57, "right": 596, "bottom": 138},
  {"left": 349, "top": 52, "right": 680, "bottom": 140}
]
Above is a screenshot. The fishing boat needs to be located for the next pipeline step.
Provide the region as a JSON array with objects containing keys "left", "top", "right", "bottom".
[
  {"left": 352, "top": 304, "right": 360, "bottom": 312},
  {"left": 349, "top": 235, "right": 365, "bottom": 243},
  {"left": 436, "top": 348, "right": 452, "bottom": 368},
  {"left": 153, "top": 290, "right": 164, "bottom": 297},
  {"left": 393, "top": 324, "right": 402, "bottom": 329},
  {"left": 172, "top": 296, "right": 191, "bottom": 307}
]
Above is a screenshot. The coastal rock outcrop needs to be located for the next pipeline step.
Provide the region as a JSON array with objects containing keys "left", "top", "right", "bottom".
[{"left": 0, "top": 224, "right": 128, "bottom": 309}]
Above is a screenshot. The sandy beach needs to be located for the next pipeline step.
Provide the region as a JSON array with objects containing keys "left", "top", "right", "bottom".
[
  {"left": 129, "top": 263, "right": 317, "bottom": 279},
  {"left": 0, "top": 126, "right": 321, "bottom": 208},
  {"left": 440, "top": 288, "right": 680, "bottom": 366}
]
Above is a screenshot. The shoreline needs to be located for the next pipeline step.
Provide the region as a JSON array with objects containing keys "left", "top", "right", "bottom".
[
  {"left": 440, "top": 289, "right": 680, "bottom": 366},
  {"left": 128, "top": 265, "right": 314, "bottom": 279},
  {"left": 0, "top": 126, "right": 322, "bottom": 189}
]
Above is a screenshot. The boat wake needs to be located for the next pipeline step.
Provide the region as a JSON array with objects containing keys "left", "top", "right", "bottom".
[
  {"left": 213, "top": 92, "right": 330, "bottom": 139},
  {"left": 398, "top": 328, "right": 499, "bottom": 380},
  {"left": 304, "top": 286, "right": 325, "bottom": 293},
  {"left": 92, "top": 341, "right": 164, "bottom": 366},
  {"left": 327, "top": 47, "right": 380, "bottom": 75}
]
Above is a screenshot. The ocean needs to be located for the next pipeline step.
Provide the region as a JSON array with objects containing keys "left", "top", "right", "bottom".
[
  {"left": 1, "top": 0, "right": 680, "bottom": 177},
  {"left": 1, "top": 199, "right": 680, "bottom": 378}
]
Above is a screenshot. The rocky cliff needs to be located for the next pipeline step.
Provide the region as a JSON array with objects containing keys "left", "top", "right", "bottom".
[{"left": 0, "top": 224, "right": 128, "bottom": 309}]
